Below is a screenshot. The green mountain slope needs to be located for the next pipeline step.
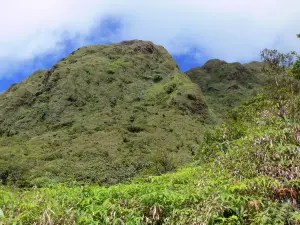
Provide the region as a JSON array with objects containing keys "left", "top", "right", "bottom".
[
  {"left": 186, "top": 59, "right": 267, "bottom": 119},
  {"left": 1, "top": 90, "right": 300, "bottom": 224},
  {"left": 0, "top": 40, "right": 210, "bottom": 187}
]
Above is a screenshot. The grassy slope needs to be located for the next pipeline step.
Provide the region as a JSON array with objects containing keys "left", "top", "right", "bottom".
[
  {"left": 185, "top": 59, "right": 267, "bottom": 121},
  {"left": 1, "top": 88, "right": 300, "bottom": 224},
  {"left": 0, "top": 40, "right": 211, "bottom": 187}
]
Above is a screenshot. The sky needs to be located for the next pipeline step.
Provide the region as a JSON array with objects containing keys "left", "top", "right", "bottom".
[{"left": 0, "top": 0, "right": 300, "bottom": 91}]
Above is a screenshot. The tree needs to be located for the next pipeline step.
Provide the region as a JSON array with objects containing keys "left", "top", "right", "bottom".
[
  {"left": 260, "top": 42, "right": 299, "bottom": 121},
  {"left": 260, "top": 49, "right": 296, "bottom": 86}
]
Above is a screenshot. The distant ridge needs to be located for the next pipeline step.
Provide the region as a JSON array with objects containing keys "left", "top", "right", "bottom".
[{"left": 186, "top": 59, "right": 266, "bottom": 119}]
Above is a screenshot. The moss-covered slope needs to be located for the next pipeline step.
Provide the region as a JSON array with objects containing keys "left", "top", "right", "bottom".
[{"left": 0, "top": 40, "right": 209, "bottom": 186}]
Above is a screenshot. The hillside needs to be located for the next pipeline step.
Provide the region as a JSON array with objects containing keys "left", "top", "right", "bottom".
[
  {"left": 1, "top": 88, "right": 300, "bottom": 224},
  {"left": 186, "top": 59, "right": 267, "bottom": 119},
  {"left": 0, "top": 40, "right": 210, "bottom": 187}
]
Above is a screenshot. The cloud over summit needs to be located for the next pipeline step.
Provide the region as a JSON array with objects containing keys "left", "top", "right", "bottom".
[{"left": 0, "top": 0, "right": 300, "bottom": 79}]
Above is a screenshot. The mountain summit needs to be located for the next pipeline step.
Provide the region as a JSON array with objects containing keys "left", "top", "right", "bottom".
[{"left": 0, "top": 40, "right": 209, "bottom": 186}]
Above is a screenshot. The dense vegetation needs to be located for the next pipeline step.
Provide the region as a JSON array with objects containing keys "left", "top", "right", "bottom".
[{"left": 1, "top": 38, "right": 300, "bottom": 224}]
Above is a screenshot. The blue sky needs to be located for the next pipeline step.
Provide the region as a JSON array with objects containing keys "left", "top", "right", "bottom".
[{"left": 1, "top": 0, "right": 300, "bottom": 92}]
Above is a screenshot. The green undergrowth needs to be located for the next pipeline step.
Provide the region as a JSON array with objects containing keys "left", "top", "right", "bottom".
[{"left": 1, "top": 163, "right": 299, "bottom": 225}]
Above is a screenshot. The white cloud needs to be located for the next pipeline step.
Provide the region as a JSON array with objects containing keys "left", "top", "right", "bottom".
[{"left": 0, "top": 0, "right": 300, "bottom": 78}]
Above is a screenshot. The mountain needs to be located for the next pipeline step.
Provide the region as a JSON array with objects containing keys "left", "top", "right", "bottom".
[
  {"left": 186, "top": 59, "right": 267, "bottom": 119},
  {"left": 0, "top": 40, "right": 210, "bottom": 186},
  {"left": 1, "top": 40, "right": 300, "bottom": 224}
]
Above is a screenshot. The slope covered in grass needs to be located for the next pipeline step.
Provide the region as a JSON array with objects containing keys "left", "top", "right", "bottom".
[
  {"left": 1, "top": 89, "right": 300, "bottom": 224},
  {"left": 0, "top": 40, "right": 210, "bottom": 187}
]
